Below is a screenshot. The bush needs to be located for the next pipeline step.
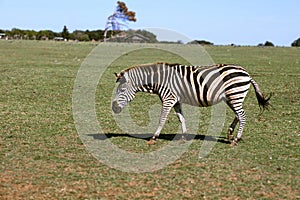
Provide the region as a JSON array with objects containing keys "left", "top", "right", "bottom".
[
  {"left": 291, "top": 38, "right": 300, "bottom": 47},
  {"left": 188, "top": 40, "right": 214, "bottom": 45},
  {"left": 264, "top": 41, "right": 274, "bottom": 46}
]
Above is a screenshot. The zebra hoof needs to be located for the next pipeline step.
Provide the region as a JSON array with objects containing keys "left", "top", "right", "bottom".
[
  {"left": 147, "top": 139, "right": 157, "bottom": 145},
  {"left": 230, "top": 138, "right": 240, "bottom": 146},
  {"left": 230, "top": 141, "right": 238, "bottom": 147},
  {"left": 179, "top": 138, "right": 186, "bottom": 144},
  {"left": 227, "top": 128, "right": 234, "bottom": 141}
]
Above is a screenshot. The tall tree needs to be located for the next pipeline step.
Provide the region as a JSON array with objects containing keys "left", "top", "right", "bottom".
[
  {"left": 62, "top": 25, "right": 69, "bottom": 40},
  {"left": 104, "top": 1, "right": 137, "bottom": 41}
]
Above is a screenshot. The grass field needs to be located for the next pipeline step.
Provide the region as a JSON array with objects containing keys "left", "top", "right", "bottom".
[{"left": 0, "top": 40, "right": 299, "bottom": 199}]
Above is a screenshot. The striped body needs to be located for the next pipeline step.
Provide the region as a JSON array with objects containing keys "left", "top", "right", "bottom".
[
  {"left": 129, "top": 63, "right": 250, "bottom": 107},
  {"left": 112, "top": 62, "right": 270, "bottom": 145}
]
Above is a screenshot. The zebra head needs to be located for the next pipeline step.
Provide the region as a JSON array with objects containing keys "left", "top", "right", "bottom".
[{"left": 112, "top": 71, "right": 135, "bottom": 114}]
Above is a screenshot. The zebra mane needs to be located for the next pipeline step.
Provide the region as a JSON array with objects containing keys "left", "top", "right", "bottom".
[
  {"left": 115, "top": 62, "right": 183, "bottom": 82},
  {"left": 123, "top": 62, "right": 182, "bottom": 72},
  {"left": 118, "top": 63, "right": 244, "bottom": 78}
]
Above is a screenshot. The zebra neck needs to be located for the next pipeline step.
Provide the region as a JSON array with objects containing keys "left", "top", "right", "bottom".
[
  {"left": 137, "top": 83, "right": 159, "bottom": 94},
  {"left": 129, "top": 63, "right": 169, "bottom": 94}
]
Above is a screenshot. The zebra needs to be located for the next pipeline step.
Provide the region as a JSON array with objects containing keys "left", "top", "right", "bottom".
[{"left": 112, "top": 62, "right": 271, "bottom": 145}]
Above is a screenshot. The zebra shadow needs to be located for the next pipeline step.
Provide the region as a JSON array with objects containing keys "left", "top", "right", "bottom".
[{"left": 87, "top": 133, "right": 230, "bottom": 144}]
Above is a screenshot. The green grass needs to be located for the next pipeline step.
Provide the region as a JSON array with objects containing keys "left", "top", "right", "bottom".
[{"left": 1, "top": 40, "right": 299, "bottom": 199}]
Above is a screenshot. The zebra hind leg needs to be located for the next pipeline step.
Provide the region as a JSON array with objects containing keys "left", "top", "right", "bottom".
[
  {"left": 231, "top": 109, "right": 246, "bottom": 146},
  {"left": 225, "top": 98, "right": 246, "bottom": 146},
  {"left": 228, "top": 116, "right": 239, "bottom": 142}
]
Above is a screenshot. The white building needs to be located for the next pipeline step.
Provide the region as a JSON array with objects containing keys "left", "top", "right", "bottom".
[{"left": 0, "top": 33, "right": 6, "bottom": 39}]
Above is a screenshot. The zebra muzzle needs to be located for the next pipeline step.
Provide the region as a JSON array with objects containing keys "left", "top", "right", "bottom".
[{"left": 112, "top": 101, "right": 122, "bottom": 114}]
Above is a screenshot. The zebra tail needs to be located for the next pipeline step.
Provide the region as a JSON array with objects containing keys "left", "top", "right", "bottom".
[{"left": 250, "top": 79, "right": 272, "bottom": 111}]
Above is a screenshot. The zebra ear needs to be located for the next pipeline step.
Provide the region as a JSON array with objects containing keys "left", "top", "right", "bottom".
[
  {"left": 114, "top": 72, "right": 120, "bottom": 82},
  {"left": 114, "top": 72, "right": 124, "bottom": 82}
]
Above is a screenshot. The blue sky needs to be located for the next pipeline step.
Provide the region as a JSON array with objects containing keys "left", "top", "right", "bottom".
[{"left": 0, "top": 0, "right": 299, "bottom": 46}]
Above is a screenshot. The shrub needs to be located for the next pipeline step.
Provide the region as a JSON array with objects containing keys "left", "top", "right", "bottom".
[
  {"left": 291, "top": 38, "right": 300, "bottom": 47},
  {"left": 264, "top": 41, "right": 274, "bottom": 46}
]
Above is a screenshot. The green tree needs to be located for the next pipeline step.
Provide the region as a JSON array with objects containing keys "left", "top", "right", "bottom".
[
  {"left": 10, "top": 28, "right": 23, "bottom": 39},
  {"left": 291, "top": 38, "right": 300, "bottom": 47},
  {"left": 85, "top": 29, "right": 103, "bottom": 41},
  {"left": 37, "top": 30, "right": 56, "bottom": 40},
  {"left": 62, "top": 25, "right": 69, "bottom": 40},
  {"left": 135, "top": 29, "right": 158, "bottom": 43},
  {"left": 71, "top": 30, "right": 90, "bottom": 41},
  {"left": 264, "top": 41, "right": 274, "bottom": 47},
  {"left": 23, "top": 30, "right": 37, "bottom": 40},
  {"left": 188, "top": 40, "right": 214, "bottom": 45}
]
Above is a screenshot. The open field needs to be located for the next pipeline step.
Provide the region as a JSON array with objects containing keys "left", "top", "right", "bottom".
[{"left": 0, "top": 40, "right": 299, "bottom": 199}]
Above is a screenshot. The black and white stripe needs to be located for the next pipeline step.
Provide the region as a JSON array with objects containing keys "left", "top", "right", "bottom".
[{"left": 112, "top": 62, "right": 271, "bottom": 145}]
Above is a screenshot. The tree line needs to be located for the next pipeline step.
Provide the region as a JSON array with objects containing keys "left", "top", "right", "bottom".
[
  {"left": 1, "top": 27, "right": 300, "bottom": 47},
  {"left": 0, "top": 27, "right": 114, "bottom": 41},
  {"left": 0, "top": 26, "right": 158, "bottom": 43}
]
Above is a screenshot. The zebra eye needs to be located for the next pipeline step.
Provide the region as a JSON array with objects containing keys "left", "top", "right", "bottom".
[{"left": 118, "top": 85, "right": 127, "bottom": 93}]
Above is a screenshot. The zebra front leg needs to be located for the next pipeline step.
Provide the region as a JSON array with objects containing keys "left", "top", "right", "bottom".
[
  {"left": 174, "top": 103, "right": 187, "bottom": 140},
  {"left": 147, "top": 102, "right": 174, "bottom": 145}
]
